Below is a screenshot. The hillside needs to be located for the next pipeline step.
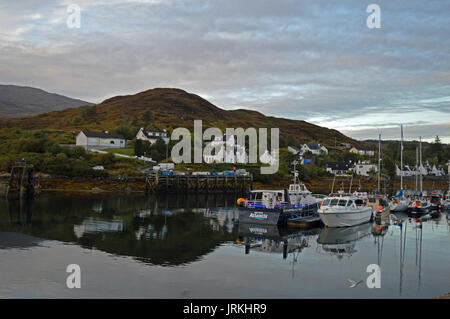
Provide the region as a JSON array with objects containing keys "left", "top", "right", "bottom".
[
  {"left": 0, "top": 84, "right": 93, "bottom": 118},
  {"left": 0, "top": 88, "right": 357, "bottom": 147}
]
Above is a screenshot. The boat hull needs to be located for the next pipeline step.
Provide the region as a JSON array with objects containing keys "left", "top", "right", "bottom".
[
  {"left": 390, "top": 200, "right": 409, "bottom": 212},
  {"left": 318, "top": 207, "right": 372, "bottom": 227},
  {"left": 238, "top": 207, "right": 287, "bottom": 225}
]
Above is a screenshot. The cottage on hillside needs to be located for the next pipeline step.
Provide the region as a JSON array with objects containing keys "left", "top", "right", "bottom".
[
  {"left": 76, "top": 130, "right": 126, "bottom": 150},
  {"left": 349, "top": 147, "right": 375, "bottom": 157},
  {"left": 325, "top": 162, "right": 352, "bottom": 175},
  {"left": 300, "top": 143, "right": 328, "bottom": 155},
  {"left": 136, "top": 128, "right": 170, "bottom": 145},
  {"left": 353, "top": 161, "right": 378, "bottom": 176}
]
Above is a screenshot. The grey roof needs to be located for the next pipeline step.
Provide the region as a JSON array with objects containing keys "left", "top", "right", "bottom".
[
  {"left": 142, "top": 129, "right": 168, "bottom": 138},
  {"left": 82, "top": 130, "right": 125, "bottom": 139},
  {"left": 306, "top": 143, "right": 320, "bottom": 150},
  {"left": 325, "top": 162, "right": 351, "bottom": 171}
]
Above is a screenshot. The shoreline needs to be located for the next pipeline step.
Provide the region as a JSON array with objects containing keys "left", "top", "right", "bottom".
[{"left": 1, "top": 175, "right": 448, "bottom": 195}]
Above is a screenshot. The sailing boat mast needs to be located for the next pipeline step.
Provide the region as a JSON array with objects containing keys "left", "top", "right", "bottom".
[
  {"left": 400, "top": 125, "right": 404, "bottom": 191},
  {"left": 419, "top": 136, "right": 423, "bottom": 195},
  {"left": 378, "top": 134, "right": 381, "bottom": 193},
  {"left": 415, "top": 146, "right": 418, "bottom": 193}
]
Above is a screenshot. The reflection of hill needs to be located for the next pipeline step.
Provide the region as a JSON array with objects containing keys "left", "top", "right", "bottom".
[{"left": 0, "top": 194, "right": 238, "bottom": 266}]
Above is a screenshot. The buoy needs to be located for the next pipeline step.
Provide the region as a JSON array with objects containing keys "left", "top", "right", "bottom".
[{"left": 237, "top": 198, "right": 245, "bottom": 205}]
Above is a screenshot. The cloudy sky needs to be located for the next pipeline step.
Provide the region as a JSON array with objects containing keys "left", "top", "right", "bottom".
[{"left": 0, "top": 0, "right": 449, "bottom": 142}]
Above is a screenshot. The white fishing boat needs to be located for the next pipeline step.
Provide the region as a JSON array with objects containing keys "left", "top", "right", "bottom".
[
  {"left": 288, "top": 160, "right": 320, "bottom": 207},
  {"left": 390, "top": 125, "right": 409, "bottom": 212},
  {"left": 318, "top": 195, "right": 373, "bottom": 227}
]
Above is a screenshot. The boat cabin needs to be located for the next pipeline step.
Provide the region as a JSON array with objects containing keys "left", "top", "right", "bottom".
[
  {"left": 247, "top": 190, "right": 288, "bottom": 209},
  {"left": 321, "top": 198, "right": 366, "bottom": 208},
  {"left": 288, "top": 183, "right": 311, "bottom": 194}
]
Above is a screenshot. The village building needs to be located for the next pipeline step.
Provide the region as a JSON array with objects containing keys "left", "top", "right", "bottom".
[
  {"left": 136, "top": 128, "right": 170, "bottom": 145},
  {"left": 76, "top": 130, "right": 126, "bottom": 150},
  {"left": 203, "top": 135, "right": 248, "bottom": 164},
  {"left": 325, "top": 162, "right": 352, "bottom": 175},
  {"left": 300, "top": 143, "right": 328, "bottom": 155},
  {"left": 349, "top": 147, "right": 375, "bottom": 157},
  {"left": 353, "top": 161, "right": 378, "bottom": 176},
  {"left": 396, "top": 165, "right": 415, "bottom": 177}
]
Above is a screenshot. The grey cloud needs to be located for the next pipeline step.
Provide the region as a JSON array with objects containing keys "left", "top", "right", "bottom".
[{"left": 0, "top": 0, "right": 448, "bottom": 133}]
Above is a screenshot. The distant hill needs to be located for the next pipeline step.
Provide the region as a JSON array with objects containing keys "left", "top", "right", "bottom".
[
  {"left": 0, "top": 87, "right": 358, "bottom": 147},
  {"left": 0, "top": 84, "right": 93, "bottom": 118}
]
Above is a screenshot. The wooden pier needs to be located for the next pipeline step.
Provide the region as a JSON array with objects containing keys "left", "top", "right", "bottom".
[
  {"left": 145, "top": 173, "right": 253, "bottom": 194},
  {"left": 5, "top": 161, "right": 35, "bottom": 199}
]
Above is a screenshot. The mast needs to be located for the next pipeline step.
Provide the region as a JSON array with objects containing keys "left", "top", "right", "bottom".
[
  {"left": 415, "top": 146, "right": 418, "bottom": 193},
  {"left": 378, "top": 134, "right": 381, "bottom": 193},
  {"left": 400, "top": 125, "right": 404, "bottom": 191},
  {"left": 419, "top": 137, "right": 423, "bottom": 195}
]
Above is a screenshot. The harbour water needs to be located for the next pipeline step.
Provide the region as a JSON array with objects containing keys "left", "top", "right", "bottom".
[{"left": 0, "top": 193, "right": 449, "bottom": 298}]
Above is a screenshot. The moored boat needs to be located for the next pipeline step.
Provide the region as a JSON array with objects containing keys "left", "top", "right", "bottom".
[
  {"left": 318, "top": 194, "right": 373, "bottom": 227},
  {"left": 238, "top": 189, "right": 318, "bottom": 225}
]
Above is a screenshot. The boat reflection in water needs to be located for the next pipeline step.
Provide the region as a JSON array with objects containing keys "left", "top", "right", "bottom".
[
  {"left": 316, "top": 223, "right": 372, "bottom": 259},
  {"left": 237, "top": 223, "right": 320, "bottom": 260}
]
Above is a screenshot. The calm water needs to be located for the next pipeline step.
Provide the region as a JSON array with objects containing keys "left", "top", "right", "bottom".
[{"left": 0, "top": 193, "right": 449, "bottom": 299}]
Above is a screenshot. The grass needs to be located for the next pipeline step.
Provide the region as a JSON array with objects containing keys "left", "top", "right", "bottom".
[{"left": 105, "top": 148, "right": 135, "bottom": 156}]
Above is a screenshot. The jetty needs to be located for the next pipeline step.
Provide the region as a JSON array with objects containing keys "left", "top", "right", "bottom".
[
  {"left": 145, "top": 173, "right": 253, "bottom": 194},
  {"left": 5, "top": 161, "right": 35, "bottom": 199}
]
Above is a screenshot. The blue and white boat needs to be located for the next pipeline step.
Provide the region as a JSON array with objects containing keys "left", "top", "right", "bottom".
[{"left": 238, "top": 189, "right": 318, "bottom": 225}]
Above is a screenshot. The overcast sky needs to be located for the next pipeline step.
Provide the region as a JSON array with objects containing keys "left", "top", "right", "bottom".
[{"left": 0, "top": 0, "right": 449, "bottom": 142}]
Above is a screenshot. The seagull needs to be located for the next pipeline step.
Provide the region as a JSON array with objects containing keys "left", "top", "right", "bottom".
[{"left": 347, "top": 279, "right": 363, "bottom": 288}]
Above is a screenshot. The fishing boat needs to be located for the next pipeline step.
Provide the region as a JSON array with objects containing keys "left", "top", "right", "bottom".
[
  {"left": 237, "top": 189, "right": 318, "bottom": 225},
  {"left": 427, "top": 190, "right": 443, "bottom": 211},
  {"left": 318, "top": 175, "right": 372, "bottom": 227},
  {"left": 318, "top": 194, "right": 373, "bottom": 227},
  {"left": 288, "top": 160, "right": 321, "bottom": 208},
  {"left": 390, "top": 125, "right": 409, "bottom": 212}
]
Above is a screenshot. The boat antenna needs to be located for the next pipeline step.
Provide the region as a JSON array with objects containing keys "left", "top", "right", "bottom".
[
  {"left": 330, "top": 175, "right": 336, "bottom": 195},
  {"left": 378, "top": 133, "right": 381, "bottom": 193},
  {"left": 349, "top": 175, "right": 353, "bottom": 194},
  {"left": 419, "top": 136, "right": 423, "bottom": 196},
  {"left": 400, "top": 125, "right": 404, "bottom": 192}
]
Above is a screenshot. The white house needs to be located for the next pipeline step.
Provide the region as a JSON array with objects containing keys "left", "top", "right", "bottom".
[
  {"left": 349, "top": 147, "right": 375, "bottom": 157},
  {"left": 203, "top": 134, "right": 248, "bottom": 164},
  {"left": 353, "top": 161, "right": 378, "bottom": 176},
  {"left": 301, "top": 143, "right": 328, "bottom": 155},
  {"left": 325, "top": 162, "right": 352, "bottom": 175},
  {"left": 136, "top": 128, "right": 169, "bottom": 145},
  {"left": 430, "top": 165, "right": 445, "bottom": 176},
  {"left": 396, "top": 165, "right": 415, "bottom": 177},
  {"left": 76, "top": 130, "right": 126, "bottom": 150}
]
